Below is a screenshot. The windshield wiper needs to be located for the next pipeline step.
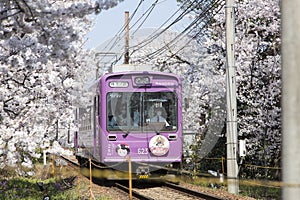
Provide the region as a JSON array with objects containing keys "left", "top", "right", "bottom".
[{"left": 122, "top": 125, "right": 133, "bottom": 138}]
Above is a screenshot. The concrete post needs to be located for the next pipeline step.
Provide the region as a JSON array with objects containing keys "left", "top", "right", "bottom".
[
  {"left": 282, "top": 1, "right": 300, "bottom": 199},
  {"left": 225, "top": 0, "right": 239, "bottom": 194}
]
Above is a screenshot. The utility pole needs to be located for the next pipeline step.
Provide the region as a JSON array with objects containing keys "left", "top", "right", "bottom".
[
  {"left": 282, "top": 1, "right": 300, "bottom": 199},
  {"left": 225, "top": 0, "right": 239, "bottom": 194},
  {"left": 124, "top": 11, "right": 130, "bottom": 64}
]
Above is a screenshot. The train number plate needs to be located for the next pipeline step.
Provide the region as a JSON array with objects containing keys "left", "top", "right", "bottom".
[{"left": 137, "top": 148, "right": 149, "bottom": 155}]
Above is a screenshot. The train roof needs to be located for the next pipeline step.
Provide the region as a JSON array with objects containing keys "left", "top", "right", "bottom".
[
  {"left": 84, "top": 65, "right": 180, "bottom": 91},
  {"left": 111, "top": 64, "right": 153, "bottom": 72},
  {"left": 101, "top": 64, "right": 181, "bottom": 81}
]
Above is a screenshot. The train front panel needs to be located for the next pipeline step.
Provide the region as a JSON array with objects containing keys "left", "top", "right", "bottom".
[{"left": 99, "top": 71, "right": 182, "bottom": 173}]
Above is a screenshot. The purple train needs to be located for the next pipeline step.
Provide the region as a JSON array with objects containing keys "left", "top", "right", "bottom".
[{"left": 74, "top": 65, "right": 182, "bottom": 179}]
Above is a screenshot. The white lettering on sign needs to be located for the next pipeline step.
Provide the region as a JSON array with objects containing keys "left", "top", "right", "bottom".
[
  {"left": 154, "top": 82, "right": 175, "bottom": 86},
  {"left": 109, "top": 81, "right": 129, "bottom": 88},
  {"left": 107, "top": 143, "right": 114, "bottom": 156},
  {"left": 137, "top": 148, "right": 149, "bottom": 155}
]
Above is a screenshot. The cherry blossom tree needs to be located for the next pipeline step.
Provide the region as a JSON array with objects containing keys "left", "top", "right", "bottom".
[
  {"left": 176, "top": 0, "right": 281, "bottom": 179},
  {"left": 0, "top": 0, "right": 123, "bottom": 175},
  {"left": 234, "top": 0, "right": 281, "bottom": 179},
  {"left": 97, "top": 0, "right": 280, "bottom": 178}
]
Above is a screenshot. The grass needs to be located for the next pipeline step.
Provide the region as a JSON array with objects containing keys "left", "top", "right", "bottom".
[
  {"left": 0, "top": 164, "right": 112, "bottom": 200},
  {"left": 239, "top": 179, "right": 281, "bottom": 199},
  {"left": 0, "top": 177, "right": 77, "bottom": 200},
  {"left": 1, "top": 162, "right": 281, "bottom": 199},
  {"left": 184, "top": 175, "right": 281, "bottom": 199}
]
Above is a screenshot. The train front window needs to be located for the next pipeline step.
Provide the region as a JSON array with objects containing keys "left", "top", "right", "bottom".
[{"left": 106, "top": 92, "right": 178, "bottom": 132}]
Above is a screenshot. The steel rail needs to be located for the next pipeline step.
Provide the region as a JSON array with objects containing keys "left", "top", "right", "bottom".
[
  {"left": 115, "top": 183, "right": 154, "bottom": 200},
  {"left": 60, "top": 155, "right": 80, "bottom": 167},
  {"left": 163, "top": 182, "right": 225, "bottom": 200}
]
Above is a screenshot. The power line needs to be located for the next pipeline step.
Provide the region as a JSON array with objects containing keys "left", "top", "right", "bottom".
[
  {"left": 164, "top": 0, "right": 225, "bottom": 62},
  {"left": 113, "top": 0, "right": 201, "bottom": 65},
  {"left": 96, "top": 0, "right": 146, "bottom": 65},
  {"left": 130, "top": 0, "right": 159, "bottom": 34},
  {"left": 133, "top": 0, "right": 224, "bottom": 62},
  {"left": 103, "top": 0, "right": 225, "bottom": 67},
  {"left": 129, "top": 0, "right": 200, "bottom": 52},
  {"left": 104, "top": 0, "right": 198, "bottom": 66}
]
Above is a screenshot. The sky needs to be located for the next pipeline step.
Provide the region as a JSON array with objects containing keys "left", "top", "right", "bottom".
[{"left": 85, "top": 0, "right": 191, "bottom": 49}]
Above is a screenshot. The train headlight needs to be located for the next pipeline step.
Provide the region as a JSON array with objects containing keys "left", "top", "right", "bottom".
[{"left": 134, "top": 76, "right": 151, "bottom": 85}]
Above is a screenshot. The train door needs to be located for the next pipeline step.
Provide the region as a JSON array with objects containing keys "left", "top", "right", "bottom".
[{"left": 93, "top": 95, "right": 98, "bottom": 158}]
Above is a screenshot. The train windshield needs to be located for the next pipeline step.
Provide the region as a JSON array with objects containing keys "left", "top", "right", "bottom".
[{"left": 107, "top": 92, "right": 178, "bottom": 132}]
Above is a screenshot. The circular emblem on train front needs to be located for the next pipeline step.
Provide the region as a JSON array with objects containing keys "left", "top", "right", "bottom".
[
  {"left": 116, "top": 143, "right": 130, "bottom": 157},
  {"left": 149, "top": 135, "right": 170, "bottom": 156}
]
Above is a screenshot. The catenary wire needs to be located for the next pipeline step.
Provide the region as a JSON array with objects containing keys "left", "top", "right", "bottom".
[
  {"left": 131, "top": 0, "right": 224, "bottom": 63},
  {"left": 108, "top": 0, "right": 224, "bottom": 66},
  {"left": 142, "top": 1, "right": 220, "bottom": 58},
  {"left": 111, "top": 0, "right": 202, "bottom": 65},
  {"left": 163, "top": 0, "right": 226, "bottom": 63},
  {"left": 129, "top": 0, "right": 200, "bottom": 51},
  {"left": 96, "top": 0, "right": 146, "bottom": 65},
  {"left": 99, "top": 0, "right": 196, "bottom": 66},
  {"left": 130, "top": 0, "right": 159, "bottom": 34}
]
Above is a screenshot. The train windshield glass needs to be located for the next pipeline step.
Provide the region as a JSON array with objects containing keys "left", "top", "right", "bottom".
[{"left": 107, "top": 92, "right": 178, "bottom": 132}]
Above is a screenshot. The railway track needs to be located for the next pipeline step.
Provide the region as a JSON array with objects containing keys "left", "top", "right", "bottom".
[
  {"left": 60, "top": 155, "right": 79, "bottom": 167},
  {"left": 163, "top": 182, "right": 224, "bottom": 200},
  {"left": 115, "top": 181, "right": 224, "bottom": 200},
  {"left": 61, "top": 156, "right": 224, "bottom": 200}
]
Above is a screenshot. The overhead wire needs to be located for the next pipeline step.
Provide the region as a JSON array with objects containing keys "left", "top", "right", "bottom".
[
  {"left": 126, "top": 1, "right": 205, "bottom": 62},
  {"left": 129, "top": 0, "right": 200, "bottom": 52},
  {"left": 130, "top": 0, "right": 159, "bottom": 34},
  {"left": 164, "top": 0, "right": 226, "bottom": 62},
  {"left": 97, "top": 0, "right": 172, "bottom": 67},
  {"left": 109, "top": 0, "right": 191, "bottom": 65},
  {"left": 96, "top": 0, "right": 146, "bottom": 65},
  {"left": 130, "top": 3, "right": 204, "bottom": 60},
  {"left": 131, "top": 0, "right": 225, "bottom": 63},
  {"left": 106, "top": 0, "right": 225, "bottom": 66},
  {"left": 101, "top": 0, "right": 144, "bottom": 50},
  {"left": 112, "top": 0, "right": 201, "bottom": 65}
]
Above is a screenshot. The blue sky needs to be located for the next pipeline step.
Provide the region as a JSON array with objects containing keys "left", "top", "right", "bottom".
[{"left": 85, "top": 0, "right": 190, "bottom": 49}]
